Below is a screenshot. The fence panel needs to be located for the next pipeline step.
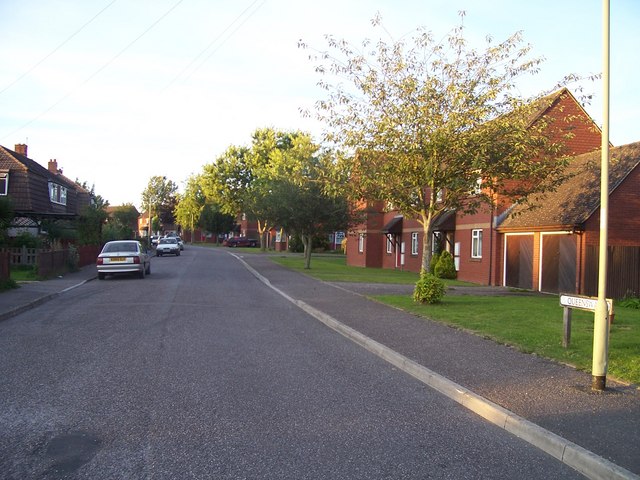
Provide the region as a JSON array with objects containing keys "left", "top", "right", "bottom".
[{"left": 584, "top": 246, "right": 640, "bottom": 298}]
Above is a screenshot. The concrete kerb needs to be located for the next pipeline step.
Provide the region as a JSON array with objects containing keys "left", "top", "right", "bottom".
[
  {"left": 234, "top": 253, "right": 639, "bottom": 480},
  {"left": 0, "top": 276, "right": 96, "bottom": 323}
]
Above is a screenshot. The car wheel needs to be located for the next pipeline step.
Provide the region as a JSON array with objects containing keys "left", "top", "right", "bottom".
[
  {"left": 98, "top": 272, "right": 105, "bottom": 280},
  {"left": 157, "top": 252, "right": 162, "bottom": 257}
]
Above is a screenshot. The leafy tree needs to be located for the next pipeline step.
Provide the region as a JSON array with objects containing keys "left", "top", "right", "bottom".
[
  {"left": 267, "top": 149, "right": 350, "bottom": 268},
  {"left": 110, "top": 204, "right": 139, "bottom": 239},
  {"left": 201, "top": 129, "right": 314, "bottom": 250},
  {"left": 199, "top": 202, "right": 235, "bottom": 241},
  {"left": 76, "top": 203, "right": 108, "bottom": 245},
  {"left": 0, "top": 197, "right": 14, "bottom": 245},
  {"left": 141, "top": 176, "right": 178, "bottom": 234},
  {"left": 174, "top": 175, "right": 206, "bottom": 242},
  {"left": 302, "top": 13, "right": 583, "bottom": 273}
]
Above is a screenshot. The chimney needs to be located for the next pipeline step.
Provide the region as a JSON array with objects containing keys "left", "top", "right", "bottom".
[
  {"left": 48, "top": 159, "right": 61, "bottom": 174},
  {"left": 14, "top": 144, "right": 28, "bottom": 157}
]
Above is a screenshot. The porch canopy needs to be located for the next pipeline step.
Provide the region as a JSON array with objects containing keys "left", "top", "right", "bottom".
[
  {"left": 382, "top": 216, "right": 403, "bottom": 235},
  {"left": 432, "top": 209, "right": 456, "bottom": 232}
]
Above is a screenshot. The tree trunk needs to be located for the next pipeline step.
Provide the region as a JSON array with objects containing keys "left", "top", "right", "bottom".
[
  {"left": 257, "top": 219, "right": 269, "bottom": 251},
  {"left": 420, "top": 209, "right": 434, "bottom": 274},
  {"left": 302, "top": 234, "right": 312, "bottom": 269}
]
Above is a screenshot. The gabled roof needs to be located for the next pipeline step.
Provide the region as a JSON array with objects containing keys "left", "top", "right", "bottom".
[
  {"left": 0, "top": 145, "right": 76, "bottom": 188},
  {"left": 0, "top": 145, "right": 51, "bottom": 178},
  {"left": 498, "top": 141, "right": 640, "bottom": 231},
  {"left": 526, "top": 87, "right": 599, "bottom": 132}
]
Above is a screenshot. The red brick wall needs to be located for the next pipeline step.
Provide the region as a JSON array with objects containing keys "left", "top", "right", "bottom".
[
  {"left": 539, "top": 92, "right": 603, "bottom": 157},
  {"left": 583, "top": 164, "right": 640, "bottom": 247}
]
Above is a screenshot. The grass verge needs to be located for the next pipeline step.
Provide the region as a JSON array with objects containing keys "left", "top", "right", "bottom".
[
  {"left": 375, "top": 294, "right": 640, "bottom": 385},
  {"left": 10, "top": 265, "right": 39, "bottom": 282},
  {"left": 269, "top": 255, "right": 640, "bottom": 385},
  {"left": 271, "top": 255, "right": 474, "bottom": 285}
]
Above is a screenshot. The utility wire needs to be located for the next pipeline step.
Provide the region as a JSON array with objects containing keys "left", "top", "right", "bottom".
[
  {"left": 0, "top": 0, "right": 118, "bottom": 97},
  {"left": 163, "top": 0, "right": 266, "bottom": 91},
  {"left": 1, "top": 0, "right": 184, "bottom": 142}
]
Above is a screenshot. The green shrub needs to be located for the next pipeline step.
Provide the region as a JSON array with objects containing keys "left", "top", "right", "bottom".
[
  {"left": 66, "top": 244, "right": 80, "bottom": 272},
  {"left": 619, "top": 295, "right": 640, "bottom": 309},
  {"left": 413, "top": 272, "right": 446, "bottom": 304},
  {"left": 435, "top": 250, "right": 457, "bottom": 279},
  {"left": 429, "top": 252, "right": 440, "bottom": 274},
  {"left": 9, "top": 232, "right": 42, "bottom": 248},
  {"left": 0, "top": 278, "right": 18, "bottom": 291}
]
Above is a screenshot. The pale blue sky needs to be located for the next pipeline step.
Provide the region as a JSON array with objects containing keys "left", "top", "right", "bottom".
[{"left": 0, "top": 0, "right": 637, "bottom": 206}]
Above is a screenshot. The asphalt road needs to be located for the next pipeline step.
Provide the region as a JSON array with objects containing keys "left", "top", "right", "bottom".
[{"left": 0, "top": 247, "right": 585, "bottom": 479}]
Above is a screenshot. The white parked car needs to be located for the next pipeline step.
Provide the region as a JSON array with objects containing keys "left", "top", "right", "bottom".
[
  {"left": 96, "top": 240, "right": 151, "bottom": 280},
  {"left": 156, "top": 237, "right": 181, "bottom": 256}
]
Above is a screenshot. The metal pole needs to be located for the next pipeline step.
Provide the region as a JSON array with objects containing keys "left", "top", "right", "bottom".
[{"left": 592, "top": 0, "right": 610, "bottom": 392}]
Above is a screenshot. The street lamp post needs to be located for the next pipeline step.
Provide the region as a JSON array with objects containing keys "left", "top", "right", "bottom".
[{"left": 592, "top": 0, "right": 610, "bottom": 392}]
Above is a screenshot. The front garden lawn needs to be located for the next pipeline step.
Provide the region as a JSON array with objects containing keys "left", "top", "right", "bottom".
[{"left": 269, "top": 255, "right": 640, "bottom": 385}]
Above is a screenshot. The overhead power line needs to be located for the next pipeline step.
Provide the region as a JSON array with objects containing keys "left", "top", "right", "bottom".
[
  {"left": 1, "top": 0, "right": 185, "bottom": 142},
  {"left": 0, "top": 0, "right": 118, "bottom": 97},
  {"left": 162, "top": 0, "right": 266, "bottom": 91}
]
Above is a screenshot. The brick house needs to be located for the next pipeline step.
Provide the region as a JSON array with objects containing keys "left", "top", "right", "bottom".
[
  {"left": 498, "top": 141, "right": 640, "bottom": 297},
  {"left": 0, "top": 144, "right": 92, "bottom": 236},
  {"left": 346, "top": 88, "right": 604, "bottom": 284}
]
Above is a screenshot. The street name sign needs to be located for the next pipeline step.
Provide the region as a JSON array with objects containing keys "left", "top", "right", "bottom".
[{"left": 559, "top": 294, "right": 613, "bottom": 313}]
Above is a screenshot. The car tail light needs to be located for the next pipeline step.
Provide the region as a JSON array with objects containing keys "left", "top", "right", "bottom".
[
  {"left": 97, "top": 258, "right": 103, "bottom": 265},
  {"left": 133, "top": 256, "right": 140, "bottom": 264}
]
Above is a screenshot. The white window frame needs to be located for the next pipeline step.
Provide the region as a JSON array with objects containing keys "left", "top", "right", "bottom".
[
  {"left": 473, "top": 176, "right": 483, "bottom": 195},
  {"left": 49, "top": 182, "right": 68, "bottom": 206},
  {"left": 386, "top": 236, "right": 393, "bottom": 254},
  {"left": 471, "top": 229, "right": 483, "bottom": 259},
  {"left": 411, "top": 232, "right": 419, "bottom": 256},
  {"left": 358, "top": 233, "right": 364, "bottom": 253},
  {"left": 0, "top": 172, "right": 8, "bottom": 195}
]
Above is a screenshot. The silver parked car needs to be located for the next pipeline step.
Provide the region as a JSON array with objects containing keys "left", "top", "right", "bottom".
[
  {"left": 96, "top": 240, "right": 151, "bottom": 280},
  {"left": 156, "top": 237, "right": 181, "bottom": 256}
]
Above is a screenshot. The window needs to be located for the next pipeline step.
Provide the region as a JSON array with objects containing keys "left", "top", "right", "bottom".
[
  {"left": 49, "top": 182, "right": 67, "bottom": 205},
  {"left": 411, "top": 232, "right": 419, "bottom": 255},
  {"left": 471, "top": 229, "right": 483, "bottom": 258},
  {"left": 472, "top": 176, "right": 483, "bottom": 195},
  {"left": 358, "top": 233, "right": 364, "bottom": 253},
  {"left": 386, "top": 236, "right": 393, "bottom": 254},
  {"left": 0, "top": 172, "right": 8, "bottom": 195}
]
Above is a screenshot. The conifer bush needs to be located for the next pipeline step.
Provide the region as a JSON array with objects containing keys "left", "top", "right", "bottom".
[{"left": 434, "top": 250, "right": 457, "bottom": 279}]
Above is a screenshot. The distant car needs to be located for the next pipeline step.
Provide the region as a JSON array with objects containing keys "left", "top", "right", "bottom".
[
  {"left": 96, "top": 240, "right": 150, "bottom": 280},
  {"left": 156, "top": 237, "right": 181, "bottom": 256},
  {"left": 224, "top": 237, "right": 258, "bottom": 247},
  {"left": 150, "top": 235, "right": 160, "bottom": 246}
]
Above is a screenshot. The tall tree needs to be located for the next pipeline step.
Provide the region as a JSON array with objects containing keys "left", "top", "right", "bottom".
[
  {"left": 141, "top": 176, "right": 178, "bottom": 233},
  {"left": 201, "top": 128, "right": 315, "bottom": 250},
  {"left": 111, "top": 204, "right": 139, "bottom": 239},
  {"left": 270, "top": 169, "right": 349, "bottom": 268},
  {"left": 0, "top": 197, "right": 14, "bottom": 245},
  {"left": 199, "top": 203, "right": 235, "bottom": 242},
  {"left": 174, "top": 175, "right": 206, "bottom": 242},
  {"left": 301, "top": 13, "right": 582, "bottom": 272}
]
